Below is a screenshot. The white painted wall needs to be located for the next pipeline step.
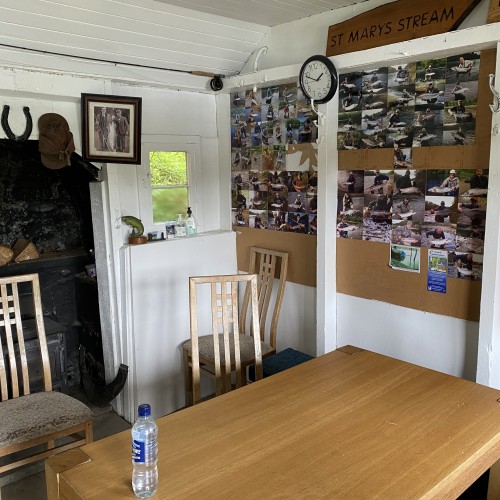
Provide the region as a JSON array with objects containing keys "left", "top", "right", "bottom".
[{"left": 337, "top": 294, "right": 479, "bottom": 380}]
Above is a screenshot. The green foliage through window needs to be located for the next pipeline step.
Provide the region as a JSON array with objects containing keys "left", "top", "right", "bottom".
[
  {"left": 150, "top": 151, "right": 188, "bottom": 223},
  {"left": 150, "top": 151, "right": 187, "bottom": 186}
]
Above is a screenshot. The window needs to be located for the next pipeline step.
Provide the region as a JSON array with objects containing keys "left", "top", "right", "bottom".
[
  {"left": 138, "top": 140, "right": 202, "bottom": 234},
  {"left": 150, "top": 151, "right": 188, "bottom": 223}
]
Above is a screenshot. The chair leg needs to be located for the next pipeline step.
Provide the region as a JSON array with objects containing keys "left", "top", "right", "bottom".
[
  {"left": 183, "top": 348, "right": 193, "bottom": 407},
  {"left": 85, "top": 420, "right": 93, "bottom": 444}
]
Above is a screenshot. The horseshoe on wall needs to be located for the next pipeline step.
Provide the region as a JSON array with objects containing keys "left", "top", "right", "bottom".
[{"left": 1, "top": 105, "right": 33, "bottom": 142}]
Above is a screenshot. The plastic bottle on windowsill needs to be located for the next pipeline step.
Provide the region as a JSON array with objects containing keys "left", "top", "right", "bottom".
[
  {"left": 174, "top": 214, "right": 186, "bottom": 238},
  {"left": 185, "top": 207, "right": 197, "bottom": 237}
]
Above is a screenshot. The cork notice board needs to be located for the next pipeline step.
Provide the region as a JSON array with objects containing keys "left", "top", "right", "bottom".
[{"left": 337, "top": 49, "right": 495, "bottom": 322}]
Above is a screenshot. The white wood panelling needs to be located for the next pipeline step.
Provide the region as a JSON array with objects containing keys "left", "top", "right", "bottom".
[
  {"left": 156, "top": 0, "right": 370, "bottom": 27},
  {"left": 0, "top": 0, "right": 269, "bottom": 75}
]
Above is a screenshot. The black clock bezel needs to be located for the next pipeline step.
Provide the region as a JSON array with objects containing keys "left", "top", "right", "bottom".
[{"left": 299, "top": 55, "right": 338, "bottom": 104}]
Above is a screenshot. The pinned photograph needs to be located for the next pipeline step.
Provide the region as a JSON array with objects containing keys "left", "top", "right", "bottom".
[
  {"left": 274, "top": 122, "right": 286, "bottom": 145},
  {"left": 248, "top": 171, "right": 267, "bottom": 193},
  {"left": 457, "top": 195, "right": 487, "bottom": 227},
  {"left": 426, "top": 169, "right": 460, "bottom": 196},
  {"left": 249, "top": 191, "right": 267, "bottom": 211},
  {"left": 232, "top": 208, "right": 249, "bottom": 227},
  {"left": 390, "top": 244, "right": 420, "bottom": 272},
  {"left": 231, "top": 170, "right": 249, "bottom": 190},
  {"left": 364, "top": 169, "right": 393, "bottom": 195},
  {"left": 393, "top": 169, "right": 424, "bottom": 196},
  {"left": 456, "top": 224, "right": 484, "bottom": 255},
  {"left": 424, "top": 196, "right": 457, "bottom": 225},
  {"left": 245, "top": 88, "right": 261, "bottom": 108},
  {"left": 415, "top": 81, "right": 445, "bottom": 108},
  {"left": 360, "top": 128, "right": 386, "bottom": 149},
  {"left": 361, "top": 108, "right": 385, "bottom": 132},
  {"left": 339, "top": 169, "right": 364, "bottom": 194},
  {"left": 392, "top": 220, "right": 421, "bottom": 247},
  {"left": 249, "top": 209, "right": 268, "bottom": 229},
  {"left": 337, "top": 216, "right": 362, "bottom": 240},
  {"left": 385, "top": 106, "right": 413, "bottom": 130},
  {"left": 393, "top": 145, "right": 412, "bottom": 169},
  {"left": 338, "top": 192, "right": 363, "bottom": 217},
  {"left": 364, "top": 193, "right": 392, "bottom": 225},
  {"left": 290, "top": 171, "right": 308, "bottom": 192},
  {"left": 362, "top": 67, "right": 388, "bottom": 95},
  {"left": 287, "top": 213, "right": 309, "bottom": 234},
  {"left": 269, "top": 189, "right": 288, "bottom": 212},
  {"left": 337, "top": 130, "right": 359, "bottom": 150},
  {"left": 386, "top": 125, "right": 414, "bottom": 149},
  {"left": 448, "top": 251, "right": 483, "bottom": 281},
  {"left": 388, "top": 62, "right": 416, "bottom": 88},
  {"left": 248, "top": 146, "right": 263, "bottom": 169},
  {"left": 442, "top": 123, "right": 474, "bottom": 146},
  {"left": 339, "top": 72, "right": 362, "bottom": 101},
  {"left": 421, "top": 224, "right": 456, "bottom": 251},
  {"left": 392, "top": 194, "right": 424, "bottom": 223},
  {"left": 269, "top": 210, "right": 288, "bottom": 231},
  {"left": 459, "top": 168, "right": 488, "bottom": 196},
  {"left": 232, "top": 188, "right": 249, "bottom": 210},
  {"left": 444, "top": 79, "right": 478, "bottom": 104},
  {"left": 261, "top": 121, "right": 275, "bottom": 146},
  {"left": 274, "top": 145, "right": 286, "bottom": 170},
  {"left": 339, "top": 111, "right": 362, "bottom": 132},
  {"left": 363, "top": 217, "right": 392, "bottom": 243},
  {"left": 446, "top": 52, "right": 481, "bottom": 85},
  {"left": 416, "top": 58, "right": 447, "bottom": 88},
  {"left": 249, "top": 122, "right": 262, "bottom": 146},
  {"left": 288, "top": 192, "right": 306, "bottom": 213}
]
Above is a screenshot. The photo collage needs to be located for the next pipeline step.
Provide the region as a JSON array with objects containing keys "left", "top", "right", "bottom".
[
  {"left": 337, "top": 168, "right": 488, "bottom": 281},
  {"left": 337, "top": 52, "right": 481, "bottom": 156},
  {"left": 230, "top": 82, "right": 318, "bottom": 235}
]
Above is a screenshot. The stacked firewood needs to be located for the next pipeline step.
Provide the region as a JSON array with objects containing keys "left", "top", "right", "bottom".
[{"left": 0, "top": 237, "right": 39, "bottom": 266}]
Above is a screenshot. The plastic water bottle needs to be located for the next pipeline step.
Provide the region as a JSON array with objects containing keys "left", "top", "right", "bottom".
[{"left": 132, "top": 404, "right": 158, "bottom": 498}]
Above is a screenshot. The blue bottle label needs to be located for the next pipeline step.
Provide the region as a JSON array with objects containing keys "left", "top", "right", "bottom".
[{"left": 132, "top": 439, "right": 145, "bottom": 463}]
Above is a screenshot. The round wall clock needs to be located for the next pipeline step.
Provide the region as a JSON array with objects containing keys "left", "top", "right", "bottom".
[{"left": 299, "top": 55, "right": 338, "bottom": 104}]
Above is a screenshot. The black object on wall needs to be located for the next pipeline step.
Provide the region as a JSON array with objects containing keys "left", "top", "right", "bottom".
[{"left": 0, "top": 139, "right": 98, "bottom": 252}]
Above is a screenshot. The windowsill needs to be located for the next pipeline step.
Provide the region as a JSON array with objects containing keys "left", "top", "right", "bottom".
[{"left": 123, "top": 230, "right": 234, "bottom": 249}]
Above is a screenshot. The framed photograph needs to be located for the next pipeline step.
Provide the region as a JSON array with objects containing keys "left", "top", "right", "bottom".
[{"left": 81, "top": 93, "right": 142, "bottom": 164}]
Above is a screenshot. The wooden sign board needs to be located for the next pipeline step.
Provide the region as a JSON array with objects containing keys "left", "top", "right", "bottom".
[
  {"left": 488, "top": 0, "right": 500, "bottom": 22},
  {"left": 326, "top": 0, "right": 480, "bottom": 57}
]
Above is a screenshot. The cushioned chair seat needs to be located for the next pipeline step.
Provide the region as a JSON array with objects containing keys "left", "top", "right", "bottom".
[
  {"left": 183, "top": 334, "right": 274, "bottom": 364},
  {"left": 262, "top": 348, "right": 314, "bottom": 377},
  {"left": 0, "top": 391, "right": 92, "bottom": 448}
]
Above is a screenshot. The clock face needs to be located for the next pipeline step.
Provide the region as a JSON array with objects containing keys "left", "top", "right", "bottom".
[{"left": 299, "top": 56, "right": 337, "bottom": 104}]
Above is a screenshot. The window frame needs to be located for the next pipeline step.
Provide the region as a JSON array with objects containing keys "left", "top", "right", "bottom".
[{"left": 138, "top": 137, "right": 201, "bottom": 234}]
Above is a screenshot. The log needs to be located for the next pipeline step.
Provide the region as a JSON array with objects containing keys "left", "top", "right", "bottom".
[
  {"left": 12, "top": 237, "right": 39, "bottom": 263},
  {"left": 0, "top": 245, "right": 13, "bottom": 266}
]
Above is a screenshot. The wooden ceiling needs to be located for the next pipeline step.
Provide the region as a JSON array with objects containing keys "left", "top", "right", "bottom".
[{"left": 155, "top": 0, "right": 368, "bottom": 27}]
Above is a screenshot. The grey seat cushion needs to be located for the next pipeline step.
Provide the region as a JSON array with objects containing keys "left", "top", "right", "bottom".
[
  {"left": 0, "top": 391, "right": 92, "bottom": 448},
  {"left": 183, "top": 334, "right": 274, "bottom": 364}
]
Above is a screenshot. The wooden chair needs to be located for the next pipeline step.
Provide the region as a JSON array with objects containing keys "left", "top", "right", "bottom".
[
  {"left": 240, "top": 247, "right": 288, "bottom": 353},
  {"left": 183, "top": 274, "right": 263, "bottom": 405},
  {"left": 0, "top": 273, "right": 92, "bottom": 490},
  {"left": 183, "top": 247, "right": 288, "bottom": 406}
]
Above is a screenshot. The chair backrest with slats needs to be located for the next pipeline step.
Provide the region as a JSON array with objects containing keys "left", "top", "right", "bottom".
[
  {"left": 189, "top": 274, "right": 262, "bottom": 404},
  {"left": 240, "top": 247, "right": 288, "bottom": 350},
  {"left": 0, "top": 273, "right": 51, "bottom": 401}
]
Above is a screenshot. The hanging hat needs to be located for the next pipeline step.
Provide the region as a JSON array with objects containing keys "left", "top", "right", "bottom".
[{"left": 38, "top": 113, "right": 75, "bottom": 169}]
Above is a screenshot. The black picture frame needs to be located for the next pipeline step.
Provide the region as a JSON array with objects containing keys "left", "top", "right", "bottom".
[{"left": 81, "top": 93, "right": 142, "bottom": 164}]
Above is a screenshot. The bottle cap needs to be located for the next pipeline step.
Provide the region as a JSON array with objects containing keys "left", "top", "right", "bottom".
[{"left": 138, "top": 404, "right": 151, "bottom": 417}]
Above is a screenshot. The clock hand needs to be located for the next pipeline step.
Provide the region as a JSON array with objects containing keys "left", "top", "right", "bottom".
[{"left": 315, "top": 73, "right": 324, "bottom": 82}]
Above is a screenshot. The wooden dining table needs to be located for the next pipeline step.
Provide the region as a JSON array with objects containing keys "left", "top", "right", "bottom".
[{"left": 46, "top": 346, "right": 500, "bottom": 499}]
